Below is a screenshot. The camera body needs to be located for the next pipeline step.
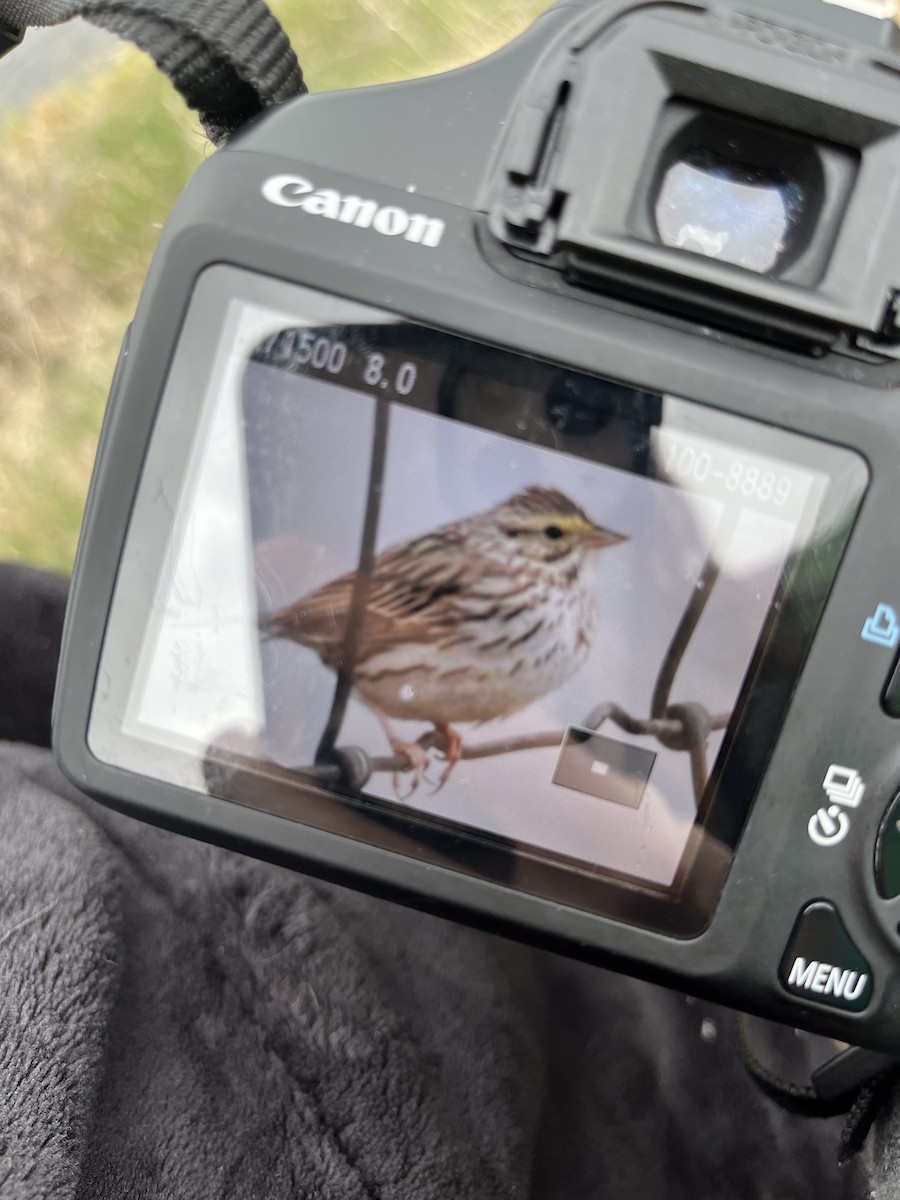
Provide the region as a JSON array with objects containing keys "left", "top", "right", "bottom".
[{"left": 54, "top": 0, "right": 900, "bottom": 1051}]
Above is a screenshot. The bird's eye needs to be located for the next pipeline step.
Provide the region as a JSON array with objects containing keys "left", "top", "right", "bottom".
[{"left": 543, "top": 525, "right": 565, "bottom": 540}]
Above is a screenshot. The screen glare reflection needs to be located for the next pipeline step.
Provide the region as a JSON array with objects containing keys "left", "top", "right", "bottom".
[{"left": 655, "top": 150, "right": 806, "bottom": 275}]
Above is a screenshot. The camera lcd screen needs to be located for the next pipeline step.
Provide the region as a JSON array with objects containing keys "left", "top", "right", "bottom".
[{"left": 88, "top": 267, "right": 866, "bottom": 935}]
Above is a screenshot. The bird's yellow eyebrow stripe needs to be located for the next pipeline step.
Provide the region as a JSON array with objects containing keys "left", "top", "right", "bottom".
[{"left": 524, "top": 514, "right": 593, "bottom": 533}]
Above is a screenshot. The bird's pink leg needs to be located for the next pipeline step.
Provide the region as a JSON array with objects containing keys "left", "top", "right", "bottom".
[
  {"left": 432, "top": 721, "right": 463, "bottom": 792},
  {"left": 374, "top": 709, "right": 430, "bottom": 798}
]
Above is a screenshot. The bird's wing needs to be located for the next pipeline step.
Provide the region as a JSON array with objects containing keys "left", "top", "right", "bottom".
[{"left": 260, "top": 526, "right": 482, "bottom": 660}]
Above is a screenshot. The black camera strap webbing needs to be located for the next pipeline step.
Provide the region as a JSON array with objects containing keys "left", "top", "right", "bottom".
[
  {"left": 735, "top": 1013, "right": 900, "bottom": 1162},
  {"left": 0, "top": 0, "right": 305, "bottom": 144}
]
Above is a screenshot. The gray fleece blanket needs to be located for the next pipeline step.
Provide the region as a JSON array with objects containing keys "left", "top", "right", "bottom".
[{"left": 0, "top": 563, "right": 890, "bottom": 1198}]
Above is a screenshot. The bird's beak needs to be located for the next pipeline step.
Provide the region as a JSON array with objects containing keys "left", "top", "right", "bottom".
[{"left": 584, "top": 526, "right": 629, "bottom": 550}]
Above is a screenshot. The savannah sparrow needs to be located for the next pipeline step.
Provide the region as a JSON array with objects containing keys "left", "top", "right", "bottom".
[{"left": 260, "top": 486, "right": 627, "bottom": 791}]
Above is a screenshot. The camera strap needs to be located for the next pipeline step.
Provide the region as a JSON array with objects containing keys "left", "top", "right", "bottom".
[
  {"left": 735, "top": 1013, "right": 900, "bottom": 1162},
  {"left": 0, "top": 0, "right": 305, "bottom": 144}
]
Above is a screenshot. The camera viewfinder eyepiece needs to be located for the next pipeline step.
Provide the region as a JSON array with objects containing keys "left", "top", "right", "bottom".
[
  {"left": 486, "top": 1, "right": 900, "bottom": 354},
  {"left": 649, "top": 109, "right": 835, "bottom": 277}
]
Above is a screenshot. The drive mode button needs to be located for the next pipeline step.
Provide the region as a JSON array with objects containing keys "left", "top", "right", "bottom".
[{"left": 779, "top": 902, "right": 872, "bottom": 1013}]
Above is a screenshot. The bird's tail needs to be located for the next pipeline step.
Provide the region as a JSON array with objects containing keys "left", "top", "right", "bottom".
[
  {"left": 257, "top": 607, "right": 282, "bottom": 641},
  {"left": 257, "top": 604, "right": 316, "bottom": 648}
]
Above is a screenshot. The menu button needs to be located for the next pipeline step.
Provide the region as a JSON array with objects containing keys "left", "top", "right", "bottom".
[
  {"left": 786, "top": 959, "right": 868, "bottom": 1003},
  {"left": 779, "top": 901, "right": 872, "bottom": 1014}
]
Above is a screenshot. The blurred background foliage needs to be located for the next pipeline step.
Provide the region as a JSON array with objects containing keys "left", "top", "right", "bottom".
[{"left": 0, "top": 0, "right": 548, "bottom": 570}]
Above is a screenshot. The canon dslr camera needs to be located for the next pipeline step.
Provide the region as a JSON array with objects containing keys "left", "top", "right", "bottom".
[{"left": 54, "top": 0, "right": 900, "bottom": 1053}]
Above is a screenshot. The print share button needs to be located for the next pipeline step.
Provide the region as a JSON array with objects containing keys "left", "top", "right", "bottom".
[{"left": 553, "top": 726, "right": 656, "bottom": 809}]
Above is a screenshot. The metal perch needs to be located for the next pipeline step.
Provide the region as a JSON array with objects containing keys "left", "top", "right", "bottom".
[
  {"left": 361, "top": 701, "right": 731, "bottom": 802},
  {"left": 313, "top": 544, "right": 732, "bottom": 807}
]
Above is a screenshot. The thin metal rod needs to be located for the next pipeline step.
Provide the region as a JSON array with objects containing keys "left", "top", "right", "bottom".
[
  {"left": 651, "top": 552, "right": 721, "bottom": 720},
  {"left": 344, "top": 704, "right": 689, "bottom": 779},
  {"left": 315, "top": 397, "right": 390, "bottom": 765}
]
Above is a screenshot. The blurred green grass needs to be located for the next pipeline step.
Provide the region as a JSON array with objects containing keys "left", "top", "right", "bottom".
[{"left": 0, "top": 0, "right": 548, "bottom": 571}]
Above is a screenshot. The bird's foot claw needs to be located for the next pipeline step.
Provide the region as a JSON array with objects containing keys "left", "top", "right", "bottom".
[
  {"left": 390, "top": 738, "right": 431, "bottom": 800},
  {"left": 427, "top": 774, "right": 448, "bottom": 797},
  {"left": 428, "top": 724, "right": 463, "bottom": 795}
]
